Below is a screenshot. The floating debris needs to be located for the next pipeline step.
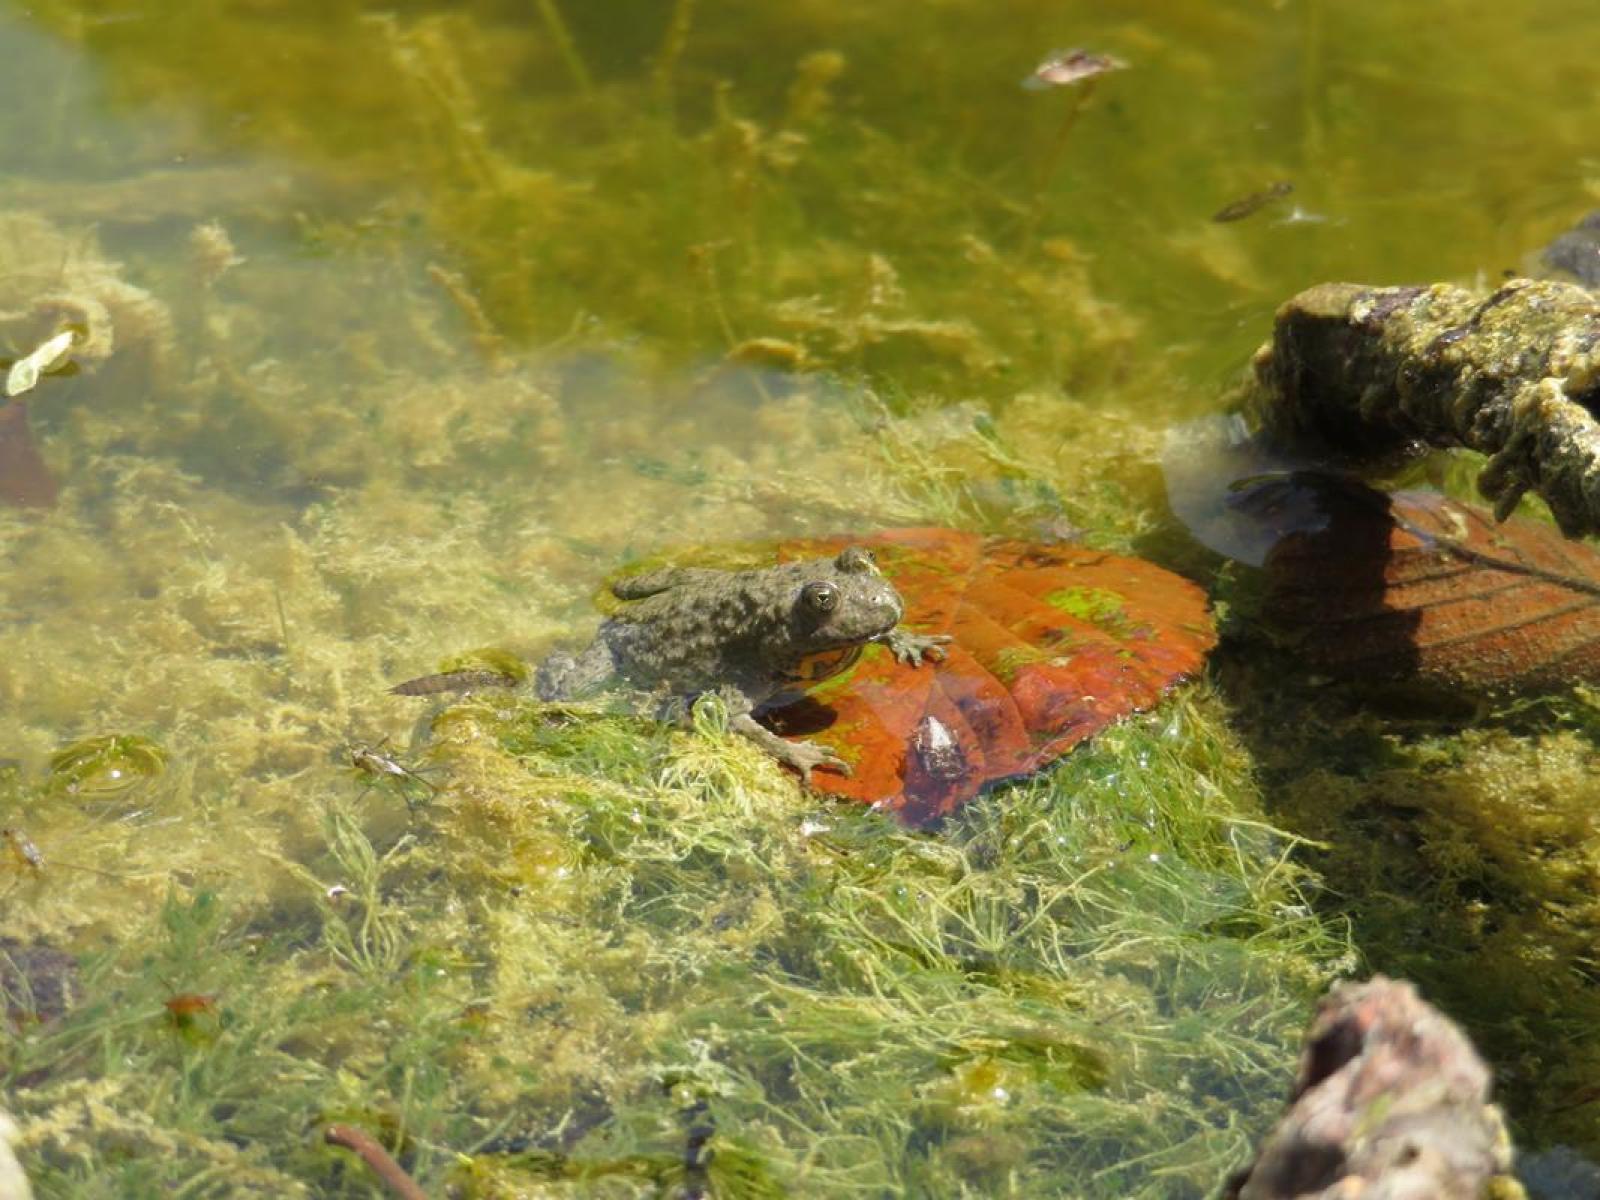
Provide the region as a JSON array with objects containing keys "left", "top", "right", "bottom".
[
  {"left": 1272, "top": 204, "right": 1331, "bottom": 227},
  {"left": 1211, "top": 181, "right": 1294, "bottom": 223},
  {"left": 5, "top": 330, "right": 75, "bottom": 398},
  {"left": 1021, "top": 48, "right": 1127, "bottom": 91}
]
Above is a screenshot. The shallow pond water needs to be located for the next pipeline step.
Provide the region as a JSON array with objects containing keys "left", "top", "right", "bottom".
[{"left": 1, "top": 1, "right": 1598, "bottom": 1196}]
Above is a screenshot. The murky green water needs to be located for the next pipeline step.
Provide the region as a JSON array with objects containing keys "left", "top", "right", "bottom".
[{"left": 1, "top": 1, "right": 1598, "bottom": 1196}]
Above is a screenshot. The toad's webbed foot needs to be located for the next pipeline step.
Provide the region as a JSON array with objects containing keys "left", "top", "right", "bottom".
[
  {"left": 879, "top": 629, "right": 951, "bottom": 667},
  {"left": 728, "top": 711, "right": 851, "bottom": 781}
]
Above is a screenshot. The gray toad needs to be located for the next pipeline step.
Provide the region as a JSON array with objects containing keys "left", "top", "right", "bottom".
[{"left": 535, "top": 546, "right": 948, "bottom": 779}]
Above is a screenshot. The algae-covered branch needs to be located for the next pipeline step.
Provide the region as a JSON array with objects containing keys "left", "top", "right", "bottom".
[{"left": 1250, "top": 278, "right": 1600, "bottom": 539}]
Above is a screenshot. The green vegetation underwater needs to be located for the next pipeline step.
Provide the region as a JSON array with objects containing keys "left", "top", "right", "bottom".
[{"left": 1, "top": 0, "right": 1598, "bottom": 1195}]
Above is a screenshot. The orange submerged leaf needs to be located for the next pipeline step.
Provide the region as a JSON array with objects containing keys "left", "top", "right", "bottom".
[
  {"left": 769, "top": 528, "right": 1215, "bottom": 824},
  {"left": 1260, "top": 474, "right": 1600, "bottom": 691}
]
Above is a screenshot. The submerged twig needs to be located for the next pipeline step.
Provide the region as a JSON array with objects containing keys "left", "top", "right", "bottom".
[
  {"left": 425, "top": 263, "right": 510, "bottom": 369},
  {"left": 1022, "top": 49, "right": 1126, "bottom": 231},
  {"left": 1029, "top": 77, "right": 1099, "bottom": 216},
  {"left": 652, "top": 0, "right": 696, "bottom": 104},
  {"left": 324, "top": 1124, "right": 429, "bottom": 1200},
  {"left": 533, "top": 0, "right": 593, "bottom": 96}
]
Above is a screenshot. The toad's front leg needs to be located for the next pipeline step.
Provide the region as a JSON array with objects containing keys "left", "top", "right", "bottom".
[
  {"left": 717, "top": 686, "right": 851, "bottom": 781},
  {"left": 877, "top": 627, "right": 951, "bottom": 667}
]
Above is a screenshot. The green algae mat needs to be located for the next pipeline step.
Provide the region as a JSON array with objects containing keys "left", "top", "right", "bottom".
[{"left": 1, "top": 0, "right": 1599, "bottom": 1195}]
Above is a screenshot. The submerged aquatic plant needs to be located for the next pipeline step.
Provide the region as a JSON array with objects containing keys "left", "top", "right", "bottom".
[
  {"left": 10, "top": 0, "right": 1595, "bottom": 1191},
  {"left": 46, "top": 735, "right": 166, "bottom": 799}
]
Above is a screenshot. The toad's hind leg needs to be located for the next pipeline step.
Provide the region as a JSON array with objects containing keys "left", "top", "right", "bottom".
[{"left": 716, "top": 687, "right": 850, "bottom": 781}]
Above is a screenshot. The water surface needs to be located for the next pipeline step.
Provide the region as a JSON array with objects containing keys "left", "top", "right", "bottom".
[{"left": 1, "top": 1, "right": 1597, "bottom": 1195}]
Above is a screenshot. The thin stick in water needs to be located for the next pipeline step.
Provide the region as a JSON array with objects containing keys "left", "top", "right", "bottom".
[
  {"left": 324, "top": 1124, "right": 429, "bottom": 1200},
  {"left": 533, "top": 0, "right": 593, "bottom": 96}
]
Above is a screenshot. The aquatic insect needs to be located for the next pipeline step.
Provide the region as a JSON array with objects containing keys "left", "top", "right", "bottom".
[
  {"left": 349, "top": 738, "right": 437, "bottom": 803},
  {"left": 2, "top": 827, "right": 43, "bottom": 871},
  {"left": 1, "top": 825, "right": 123, "bottom": 882},
  {"left": 1212, "top": 180, "right": 1294, "bottom": 223},
  {"left": 163, "top": 992, "right": 219, "bottom": 1026}
]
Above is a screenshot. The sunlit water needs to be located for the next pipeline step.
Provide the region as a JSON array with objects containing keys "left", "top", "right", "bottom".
[{"left": 1, "top": 1, "right": 1598, "bottom": 1195}]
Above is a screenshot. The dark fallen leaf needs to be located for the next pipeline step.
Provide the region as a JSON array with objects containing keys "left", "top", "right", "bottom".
[
  {"left": 1257, "top": 472, "right": 1600, "bottom": 691},
  {"left": 0, "top": 400, "right": 57, "bottom": 507},
  {"left": 768, "top": 528, "right": 1215, "bottom": 824}
]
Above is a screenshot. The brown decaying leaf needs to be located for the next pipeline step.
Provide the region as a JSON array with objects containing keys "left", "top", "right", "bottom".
[
  {"left": 767, "top": 528, "right": 1216, "bottom": 825},
  {"left": 1260, "top": 473, "right": 1600, "bottom": 691},
  {"left": 0, "top": 399, "right": 57, "bottom": 507}
]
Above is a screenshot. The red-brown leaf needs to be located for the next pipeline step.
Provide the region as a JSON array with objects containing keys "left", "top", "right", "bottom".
[
  {"left": 1260, "top": 474, "right": 1600, "bottom": 690},
  {"left": 0, "top": 400, "right": 57, "bottom": 508},
  {"left": 768, "top": 528, "right": 1216, "bottom": 824}
]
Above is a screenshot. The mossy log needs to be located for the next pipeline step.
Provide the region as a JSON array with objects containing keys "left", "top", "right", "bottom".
[{"left": 1252, "top": 279, "right": 1600, "bottom": 539}]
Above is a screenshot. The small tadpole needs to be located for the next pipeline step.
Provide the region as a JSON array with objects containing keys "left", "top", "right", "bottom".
[
  {"left": 1211, "top": 180, "right": 1295, "bottom": 223},
  {"left": 389, "top": 668, "right": 521, "bottom": 696},
  {"left": 349, "top": 737, "right": 437, "bottom": 806}
]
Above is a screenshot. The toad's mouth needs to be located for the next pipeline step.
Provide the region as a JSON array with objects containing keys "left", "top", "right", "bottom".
[
  {"left": 778, "top": 642, "right": 868, "bottom": 687},
  {"left": 807, "top": 623, "right": 896, "bottom": 651}
]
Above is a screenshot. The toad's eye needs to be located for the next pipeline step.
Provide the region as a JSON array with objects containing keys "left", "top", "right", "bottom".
[{"left": 801, "top": 581, "right": 840, "bottom": 613}]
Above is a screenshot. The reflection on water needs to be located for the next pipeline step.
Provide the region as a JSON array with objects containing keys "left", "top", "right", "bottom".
[{"left": 0, "top": 0, "right": 1598, "bottom": 1193}]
